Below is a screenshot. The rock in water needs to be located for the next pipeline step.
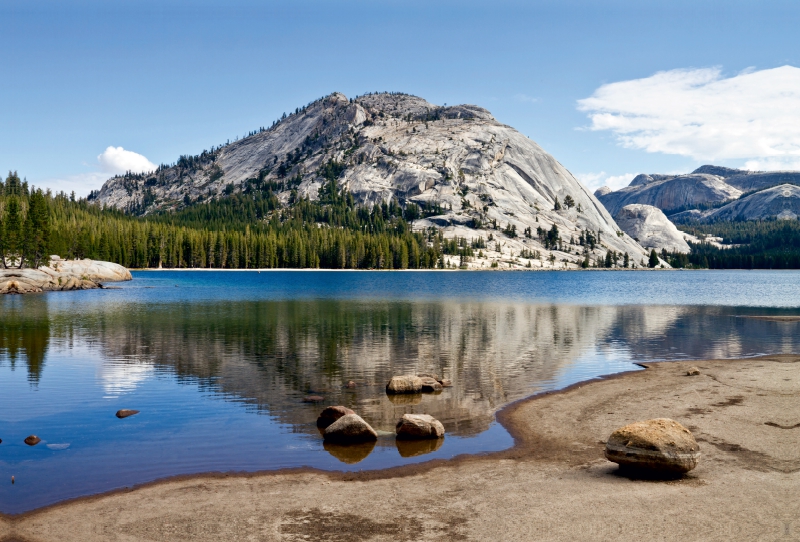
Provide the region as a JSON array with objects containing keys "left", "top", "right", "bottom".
[
  {"left": 316, "top": 406, "right": 355, "bottom": 429},
  {"left": 417, "top": 373, "right": 440, "bottom": 382},
  {"left": 439, "top": 379, "right": 453, "bottom": 387},
  {"left": 24, "top": 435, "right": 41, "bottom": 446},
  {"left": 605, "top": 418, "right": 700, "bottom": 474},
  {"left": 323, "top": 414, "right": 378, "bottom": 443},
  {"left": 323, "top": 440, "right": 376, "bottom": 464},
  {"left": 345, "top": 380, "right": 357, "bottom": 389},
  {"left": 396, "top": 414, "right": 445, "bottom": 440},
  {"left": 686, "top": 367, "right": 700, "bottom": 376},
  {"left": 302, "top": 395, "right": 325, "bottom": 403},
  {"left": 386, "top": 375, "right": 423, "bottom": 394},
  {"left": 419, "top": 377, "right": 443, "bottom": 392},
  {"left": 115, "top": 409, "right": 140, "bottom": 419}
]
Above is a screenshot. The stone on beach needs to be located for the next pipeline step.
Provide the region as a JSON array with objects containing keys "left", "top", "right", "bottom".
[
  {"left": 323, "top": 414, "right": 378, "bottom": 443},
  {"left": 24, "top": 435, "right": 41, "bottom": 446},
  {"left": 605, "top": 418, "right": 700, "bottom": 474},
  {"left": 686, "top": 367, "right": 700, "bottom": 376},
  {"left": 386, "top": 375, "right": 423, "bottom": 394},
  {"left": 316, "top": 406, "right": 355, "bottom": 429},
  {"left": 115, "top": 409, "right": 139, "bottom": 419},
  {"left": 396, "top": 414, "right": 445, "bottom": 440}
]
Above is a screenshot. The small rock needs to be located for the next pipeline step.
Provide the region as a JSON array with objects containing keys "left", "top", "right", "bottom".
[
  {"left": 605, "top": 418, "right": 700, "bottom": 474},
  {"left": 396, "top": 414, "right": 445, "bottom": 440},
  {"left": 302, "top": 395, "right": 325, "bottom": 403},
  {"left": 24, "top": 435, "right": 41, "bottom": 446},
  {"left": 316, "top": 406, "right": 355, "bottom": 429},
  {"left": 686, "top": 367, "right": 700, "bottom": 376},
  {"left": 345, "top": 381, "right": 357, "bottom": 389},
  {"left": 386, "top": 375, "right": 423, "bottom": 394},
  {"left": 116, "top": 409, "right": 140, "bottom": 419},
  {"left": 417, "top": 373, "right": 440, "bottom": 382},
  {"left": 323, "top": 414, "right": 378, "bottom": 443},
  {"left": 419, "top": 377, "right": 443, "bottom": 392},
  {"left": 439, "top": 379, "right": 453, "bottom": 387}
]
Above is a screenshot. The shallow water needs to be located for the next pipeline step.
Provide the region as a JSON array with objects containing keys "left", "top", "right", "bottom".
[{"left": 1, "top": 270, "right": 800, "bottom": 513}]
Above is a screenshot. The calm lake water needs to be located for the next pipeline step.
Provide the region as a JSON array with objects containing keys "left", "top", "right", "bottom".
[{"left": 2, "top": 270, "right": 800, "bottom": 513}]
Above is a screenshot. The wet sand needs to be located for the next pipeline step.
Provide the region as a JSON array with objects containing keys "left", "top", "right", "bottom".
[{"left": 4, "top": 355, "right": 799, "bottom": 541}]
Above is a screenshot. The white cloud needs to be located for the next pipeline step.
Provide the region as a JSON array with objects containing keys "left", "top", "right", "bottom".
[
  {"left": 577, "top": 65, "right": 800, "bottom": 168},
  {"left": 576, "top": 172, "right": 635, "bottom": 192},
  {"left": 514, "top": 93, "right": 539, "bottom": 104},
  {"left": 97, "top": 146, "right": 156, "bottom": 175},
  {"left": 36, "top": 146, "right": 156, "bottom": 197}
]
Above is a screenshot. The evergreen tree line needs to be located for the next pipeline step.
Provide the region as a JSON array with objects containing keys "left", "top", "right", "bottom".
[
  {"left": 0, "top": 173, "right": 441, "bottom": 270},
  {"left": 0, "top": 172, "right": 51, "bottom": 269},
  {"left": 663, "top": 219, "right": 800, "bottom": 269}
]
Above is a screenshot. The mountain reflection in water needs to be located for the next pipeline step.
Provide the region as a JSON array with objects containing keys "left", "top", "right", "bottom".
[{"left": 1, "top": 283, "right": 800, "bottom": 513}]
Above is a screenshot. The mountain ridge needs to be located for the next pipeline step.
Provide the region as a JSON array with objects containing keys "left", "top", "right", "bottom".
[{"left": 93, "top": 92, "right": 651, "bottom": 269}]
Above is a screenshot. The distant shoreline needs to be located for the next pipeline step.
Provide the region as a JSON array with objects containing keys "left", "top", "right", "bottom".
[{"left": 129, "top": 267, "right": 689, "bottom": 272}]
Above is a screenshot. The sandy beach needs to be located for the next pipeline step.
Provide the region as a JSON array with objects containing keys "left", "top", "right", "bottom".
[{"left": 3, "top": 354, "right": 798, "bottom": 541}]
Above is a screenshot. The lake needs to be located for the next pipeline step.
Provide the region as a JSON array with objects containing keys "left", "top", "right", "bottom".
[{"left": 2, "top": 270, "right": 800, "bottom": 513}]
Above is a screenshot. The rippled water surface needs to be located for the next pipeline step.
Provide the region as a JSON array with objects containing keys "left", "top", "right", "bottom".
[{"left": 2, "top": 270, "right": 800, "bottom": 513}]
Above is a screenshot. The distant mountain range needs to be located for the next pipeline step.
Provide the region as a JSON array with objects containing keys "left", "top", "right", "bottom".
[{"left": 596, "top": 166, "right": 800, "bottom": 222}]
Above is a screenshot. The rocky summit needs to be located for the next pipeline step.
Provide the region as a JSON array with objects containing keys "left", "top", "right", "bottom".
[
  {"left": 93, "top": 92, "right": 649, "bottom": 269},
  {"left": 613, "top": 205, "right": 691, "bottom": 254}
]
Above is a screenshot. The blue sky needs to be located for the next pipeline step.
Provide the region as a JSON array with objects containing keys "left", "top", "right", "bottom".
[{"left": 2, "top": 0, "right": 799, "bottom": 195}]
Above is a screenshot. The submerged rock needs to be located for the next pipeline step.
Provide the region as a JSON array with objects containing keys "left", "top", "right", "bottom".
[
  {"left": 396, "top": 414, "right": 445, "bottom": 440},
  {"left": 386, "top": 393, "right": 423, "bottom": 406},
  {"left": 323, "top": 414, "right": 378, "bottom": 443},
  {"left": 302, "top": 395, "right": 325, "bottom": 403},
  {"left": 24, "top": 435, "right": 41, "bottom": 446},
  {"left": 115, "top": 409, "right": 140, "bottom": 419},
  {"left": 605, "top": 418, "right": 700, "bottom": 474},
  {"left": 386, "top": 375, "right": 423, "bottom": 394},
  {"left": 345, "top": 381, "right": 357, "bottom": 389},
  {"left": 316, "top": 406, "right": 355, "bottom": 429}
]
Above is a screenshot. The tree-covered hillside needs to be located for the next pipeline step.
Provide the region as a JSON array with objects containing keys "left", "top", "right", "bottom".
[
  {"left": 663, "top": 220, "right": 800, "bottom": 269},
  {"left": 0, "top": 172, "right": 442, "bottom": 270}
]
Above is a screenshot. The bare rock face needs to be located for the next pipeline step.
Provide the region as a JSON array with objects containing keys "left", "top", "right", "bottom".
[
  {"left": 605, "top": 418, "right": 700, "bottom": 474},
  {"left": 316, "top": 406, "right": 355, "bottom": 429},
  {"left": 322, "top": 413, "right": 378, "bottom": 443},
  {"left": 613, "top": 205, "right": 691, "bottom": 254},
  {"left": 0, "top": 258, "right": 132, "bottom": 295},
  {"left": 597, "top": 174, "right": 741, "bottom": 216},
  {"left": 93, "top": 92, "right": 649, "bottom": 269},
  {"left": 396, "top": 414, "right": 445, "bottom": 440},
  {"left": 386, "top": 375, "right": 424, "bottom": 394},
  {"left": 674, "top": 184, "right": 800, "bottom": 223}
]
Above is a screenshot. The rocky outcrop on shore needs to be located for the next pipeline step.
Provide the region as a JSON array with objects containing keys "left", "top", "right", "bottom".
[
  {"left": 0, "top": 258, "right": 132, "bottom": 294},
  {"left": 605, "top": 418, "right": 700, "bottom": 474}
]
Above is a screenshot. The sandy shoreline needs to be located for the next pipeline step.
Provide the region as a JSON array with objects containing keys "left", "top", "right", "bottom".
[{"left": 4, "top": 355, "right": 798, "bottom": 541}]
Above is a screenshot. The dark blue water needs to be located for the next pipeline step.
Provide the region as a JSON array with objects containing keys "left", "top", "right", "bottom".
[{"left": 2, "top": 270, "right": 800, "bottom": 513}]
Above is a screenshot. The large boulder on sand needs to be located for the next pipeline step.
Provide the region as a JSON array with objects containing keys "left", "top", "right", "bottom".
[
  {"left": 386, "top": 375, "right": 423, "bottom": 394},
  {"left": 323, "top": 414, "right": 378, "bottom": 443},
  {"left": 396, "top": 414, "right": 445, "bottom": 440},
  {"left": 605, "top": 418, "right": 700, "bottom": 474},
  {"left": 316, "top": 406, "right": 355, "bottom": 429}
]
